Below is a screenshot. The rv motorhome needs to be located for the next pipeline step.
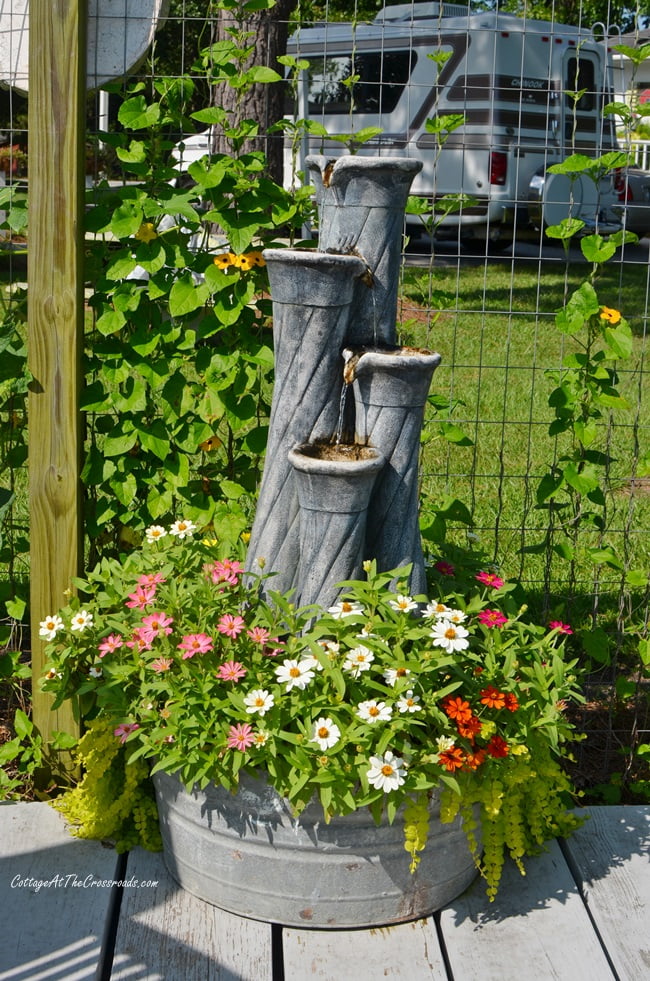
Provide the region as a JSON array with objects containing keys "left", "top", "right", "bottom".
[{"left": 285, "top": 3, "right": 645, "bottom": 245}]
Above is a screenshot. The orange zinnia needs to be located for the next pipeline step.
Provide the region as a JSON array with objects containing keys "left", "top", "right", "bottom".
[
  {"left": 480, "top": 685, "right": 506, "bottom": 709},
  {"left": 442, "top": 696, "right": 473, "bottom": 723},
  {"left": 503, "top": 692, "right": 519, "bottom": 712},
  {"left": 463, "top": 749, "right": 487, "bottom": 770},
  {"left": 456, "top": 713, "right": 482, "bottom": 741},
  {"left": 438, "top": 746, "right": 466, "bottom": 771}
]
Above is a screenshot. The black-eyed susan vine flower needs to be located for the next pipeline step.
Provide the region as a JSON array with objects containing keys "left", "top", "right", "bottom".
[
  {"left": 213, "top": 250, "right": 266, "bottom": 272},
  {"left": 599, "top": 305, "right": 621, "bottom": 325},
  {"left": 134, "top": 222, "right": 158, "bottom": 243}
]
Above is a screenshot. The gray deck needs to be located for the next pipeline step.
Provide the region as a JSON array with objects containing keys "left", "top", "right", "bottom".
[{"left": 0, "top": 802, "right": 648, "bottom": 980}]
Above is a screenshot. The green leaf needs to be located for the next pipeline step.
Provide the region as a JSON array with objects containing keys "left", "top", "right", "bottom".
[
  {"left": 564, "top": 462, "right": 600, "bottom": 494},
  {"left": 169, "top": 277, "right": 210, "bottom": 318},
  {"left": 118, "top": 96, "right": 161, "bottom": 131},
  {"left": 6, "top": 597, "right": 26, "bottom": 620},
  {"left": 579, "top": 627, "right": 611, "bottom": 665},
  {"left": 13, "top": 708, "right": 33, "bottom": 740},
  {"left": 136, "top": 419, "right": 170, "bottom": 461},
  {"left": 580, "top": 234, "right": 616, "bottom": 264},
  {"left": 603, "top": 321, "right": 633, "bottom": 360},
  {"left": 438, "top": 422, "right": 473, "bottom": 446}
]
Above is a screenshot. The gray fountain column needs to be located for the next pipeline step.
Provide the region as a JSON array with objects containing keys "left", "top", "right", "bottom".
[
  {"left": 351, "top": 348, "right": 442, "bottom": 596},
  {"left": 305, "top": 156, "right": 422, "bottom": 347},
  {"left": 245, "top": 250, "right": 366, "bottom": 594},
  {"left": 287, "top": 443, "right": 385, "bottom": 611}
]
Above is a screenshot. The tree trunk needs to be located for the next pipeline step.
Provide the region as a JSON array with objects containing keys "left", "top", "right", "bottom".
[{"left": 211, "top": 0, "right": 297, "bottom": 183}]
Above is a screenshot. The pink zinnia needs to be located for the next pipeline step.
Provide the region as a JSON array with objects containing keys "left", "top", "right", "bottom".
[
  {"left": 125, "top": 584, "right": 157, "bottom": 610},
  {"left": 141, "top": 611, "right": 174, "bottom": 638},
  {"left": 475, "top": 571, "right": 505, "bottom": 590},
  {"left": 114, "top": 722, "right": 139, "bottom": 744},
  {"left": 246, "top": 626, "right": 270, "bottom": 645},
  {"left": 178, "top": 633, "right": 214, "bottom": 659},
  {"left": 98, "top": 633, "right": 123, "bottom": 658},
  {"left": 217, "top": 660, "right": 247, "bottom": 682},
  {"left": 138, "top": 572, "right": 166, "bottom": 587},
  {"left": 226, "top": 723, "right": 255, "bottom": 751},
  {"left": 126, "top": 627, "right": 154, "bottom": 652},
  {"left": 549, "top": 621, "right": 573, "bottom": 635},
  {"left": 434, "top": 560, "right": 455, "bottom": 576},
  {"left": 477, "top": 609, "right": 508, "bottom": 628},
  {"left": 208, "top": 559, "right": 243, "bottom": 586},
  {"left": 217, "top": 614, "right": 245, "bottom": 639},
  {"left": 151, "top": 657, "right": 173, "bottom": 673}
]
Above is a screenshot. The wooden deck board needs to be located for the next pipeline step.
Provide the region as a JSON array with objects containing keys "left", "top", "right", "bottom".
[
  {"left": 283, "top": 917, "right": 448, "bottom": 980},
  {"left": 438, "top": 838, "right": 615, "bottom": 981},
  {"left": 561, "top": 806, "right": 650, "bottom": 981},
  {"left": 0, "top": 801, "right": 121, "bottom": 981},
  {"left": 1, "top": 804, "right": 648, "bottom": 980},
  {"left": 110, "top": 847, "right": 274, "bottom": 981}
]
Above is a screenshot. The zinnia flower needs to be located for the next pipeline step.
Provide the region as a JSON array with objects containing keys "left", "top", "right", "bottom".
[
  {"left": 275, "top": 659, "right": 315, "bottom": 691},
  {"left": 429, "top": 619, "right": 470, "bottom": 653},
  {"left": 138, "top": 572, "right": 166, "bottom": 587},
  {"left": 477, "top": 609, "right": 508, "bottom": 628},
  {"left": 437, "top": 746, "right": 466, "bottom": 771},
  {"left": 342, "top": 645, "right": 374, "bottom": 677},
  {"left": 70, "top": 610, "right": 94, "bottom": 632},
  {"left": 475, "top": 571, "right": 505, "bottom": 589},
  {"left": 125, "top": 584, "right": 156, "bottom": 610},
  {"left": 356, "top": 699, "right": 393, "bottom": 723},
  {"left": 98, "top": 633, "right": 123, "bottom": 657},
  {"left": 366, "top": 751, "right": 406, "bottom": 792},
  {"left": 480, "top": 686, "right": 507, "bottom": 709},
  {"left": 141, "top": 612, "right": 174, "bottom": 638},
  {"left": 246, "top": 626, "right": 270, "bottom": 645},
  {"left": 433, "top": 560, "right": 455, "bottom": 576},
  {"left": 310, "top": 717, "right": 341, "bottom": 751},
  {"left": 244, "top": 689, "right": 275, "bottom": 716},
  {"left": 383, "top": 666, "right": 411, "bottom": 686},
  {"left": 227, "top": 723, "right": 255, "bottom": 751},
  {"left": 442, "top": 696, "right": 473, "bottom": 723},
  {"left": 177, "top": 633, "right": 213, "bottom": 658},
  {"left": 486, "top": 735, "right": 510, "bottom": 758},
  {"left": 208, "top": 559, "right": 242, "bottom": 586},
  {"left": 114, "top": 722, "right": 139, "bottom": 744},
  {"left": 328, "top": 599, "right": 364, "bottom": 618},
  {"left": 151, "top": 657, "right": 173, "bottom": 673},
  {"left": 456, "top": 714, "right": 482, "bottom": 740},
  {"left": 388, "top": 594, "right": 418, "bottom": 613},
  {"left": 217, "top": 614, "right": 245, "bottom": 639},
  {"left": 549, "top": 620, "right": 573, "bottom": 635},
  {"left": 396, "top": 690, "right": 421, "bottom": 713},
  {"left": 504, "top": 692, "right": 520, "bottom": 712},
  {"left": 145, "top": 525, "right": 167, "bottom": 543},
  {"left": 169, "top": 518, "right": 197, "bottom": 539},
  {"left": 217, "top": 660, "right": 247, "bottom": 682},
  {"left": 39, "top": 614, "right": 64, "bottom": 641}
]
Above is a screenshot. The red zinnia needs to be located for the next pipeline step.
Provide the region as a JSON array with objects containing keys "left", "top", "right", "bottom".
[
  {"left": 503, "top": 692, "right": 519, "bottom": 712},
  {"left": 549, "top": 620, "right": 573, "bottom": 635},
  {"left": 456, "top": 714, "right": 482, "bottom": 741},
  {"left": 486, "top": 735, "right": 509, "bottom": 758}
]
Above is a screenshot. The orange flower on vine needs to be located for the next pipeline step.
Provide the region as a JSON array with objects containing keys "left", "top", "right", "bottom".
[{"left": 599, "top": 306, "right": 621, "bottom": 325}]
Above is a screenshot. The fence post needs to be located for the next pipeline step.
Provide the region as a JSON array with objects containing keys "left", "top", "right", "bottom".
[{"left": 28, "top": 0, "right": 86, "bottom": 747}]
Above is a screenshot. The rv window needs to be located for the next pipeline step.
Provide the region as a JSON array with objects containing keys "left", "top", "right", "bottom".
[
  {"left": 306, "top": 51, "right": 415, "bottom": 114},
  {"left": 565, "top": 57, "right": 596, "bottom": 112}
]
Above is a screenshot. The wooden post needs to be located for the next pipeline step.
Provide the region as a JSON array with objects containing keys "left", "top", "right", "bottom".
[{"left": 28, "top": 0, "right": 86, "bottom": 744}]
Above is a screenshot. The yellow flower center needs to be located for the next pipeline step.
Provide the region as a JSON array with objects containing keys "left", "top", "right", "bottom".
[
  {"left": 289, "top": 667, "right": 301, "bottom": 678},
  {"left": 381, "top": 764, "right": 394, "bottom": 776},
  {"left": 318, "top": 727, "right": 329, "bottom": 738},
  {"left": 445, "top": 627, "right": 457, "bottom": 639},
  {"left": 369, "top": 706, "right": 380, "bottom": 717}
]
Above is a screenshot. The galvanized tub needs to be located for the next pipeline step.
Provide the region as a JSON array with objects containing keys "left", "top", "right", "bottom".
[{"left": 153, "top": 769, "right": 479, "bottom": 928}]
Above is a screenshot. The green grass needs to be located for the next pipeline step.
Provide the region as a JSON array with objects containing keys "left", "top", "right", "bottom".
[{"left": 399, "top": 258, "right": 650, "bottom": 606}]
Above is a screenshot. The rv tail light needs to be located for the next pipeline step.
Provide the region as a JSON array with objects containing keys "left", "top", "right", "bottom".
[
  {"left": 614, "top": 169, "right": 632, "bottom": 202},
  {"left": 490, "top": 151, "right": 507, "bottom": 186}
]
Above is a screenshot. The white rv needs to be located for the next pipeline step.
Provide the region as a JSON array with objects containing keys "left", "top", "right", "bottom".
[{"left": 286, "top": 3, "right": 630, "bottom": 245}]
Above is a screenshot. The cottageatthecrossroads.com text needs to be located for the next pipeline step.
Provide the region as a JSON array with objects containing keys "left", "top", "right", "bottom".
[{"left": 10, "top": 874, "right": 158, "bottom": 892}]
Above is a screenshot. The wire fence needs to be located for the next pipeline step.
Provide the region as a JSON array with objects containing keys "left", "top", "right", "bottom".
[{"left": 1, "top": 0, "right": 649, "bottom": 790}]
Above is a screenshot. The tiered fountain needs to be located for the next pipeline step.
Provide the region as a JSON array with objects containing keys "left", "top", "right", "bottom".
[{"left": 246, "top": 155, "right": 441, "bottom": 605}]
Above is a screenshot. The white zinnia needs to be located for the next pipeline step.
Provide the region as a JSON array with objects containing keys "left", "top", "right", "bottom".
[
  {"left": 39, "top": 614, "right": 64, "bottom": 641},
  {"left": 424, "top": 601, "right": 450, "bottom": 619},
  {"left": 388, "top": 594, "right": 418, "bottom": 613},
  {"left": 342, "top": 645, "right": 374, "bottom": 677},
  {"left": 274, "top": 659, "right": 315, "bottom": 691},
  {"left": 356, "top": 699, "right": 393, "bottom": 723},
  {"left": 383, "top": 666, "right": 411, "bottom": 687},
  {"left": 243, "top": 689, "right": 275, "bottom": 716},
  {"left": 310, "top": 717, "right": 341, "bottom": 751},
  {"left": 429, "top": 619, "right": 470, "bottom": 653},
  {"left": 327, "top": 600, "right": 364, "bottom": 619},
  {"left": 89, "top": 665, "right": 103, "bottom": 678},
  {"left": 396, "top": 690, "right": 422, "bottom": 714},
  {"left": 366, "top": 751, "right": 407, "bottom": 792},
  {"left": 145, "top": 524, "right": 167, "bottom": 543},
  {"left": 70, "top": 610, "right": 94, "bottom": 633},
  {"left": 436, "top": 735, "right": 456, "bottom": 753},
  {"left": 169, "top": 518, "right": 197, "bottom": 539}
]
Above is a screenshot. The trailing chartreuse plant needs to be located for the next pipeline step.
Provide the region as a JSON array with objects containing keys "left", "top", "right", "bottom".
[{"left": 41, "top": 522, "right": 584, "bottom": 898}]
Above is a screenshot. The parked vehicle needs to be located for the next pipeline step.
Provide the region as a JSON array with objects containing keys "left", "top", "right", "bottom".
[{"left": 285, "top": 2, "right": 650, "bottom": 245}]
